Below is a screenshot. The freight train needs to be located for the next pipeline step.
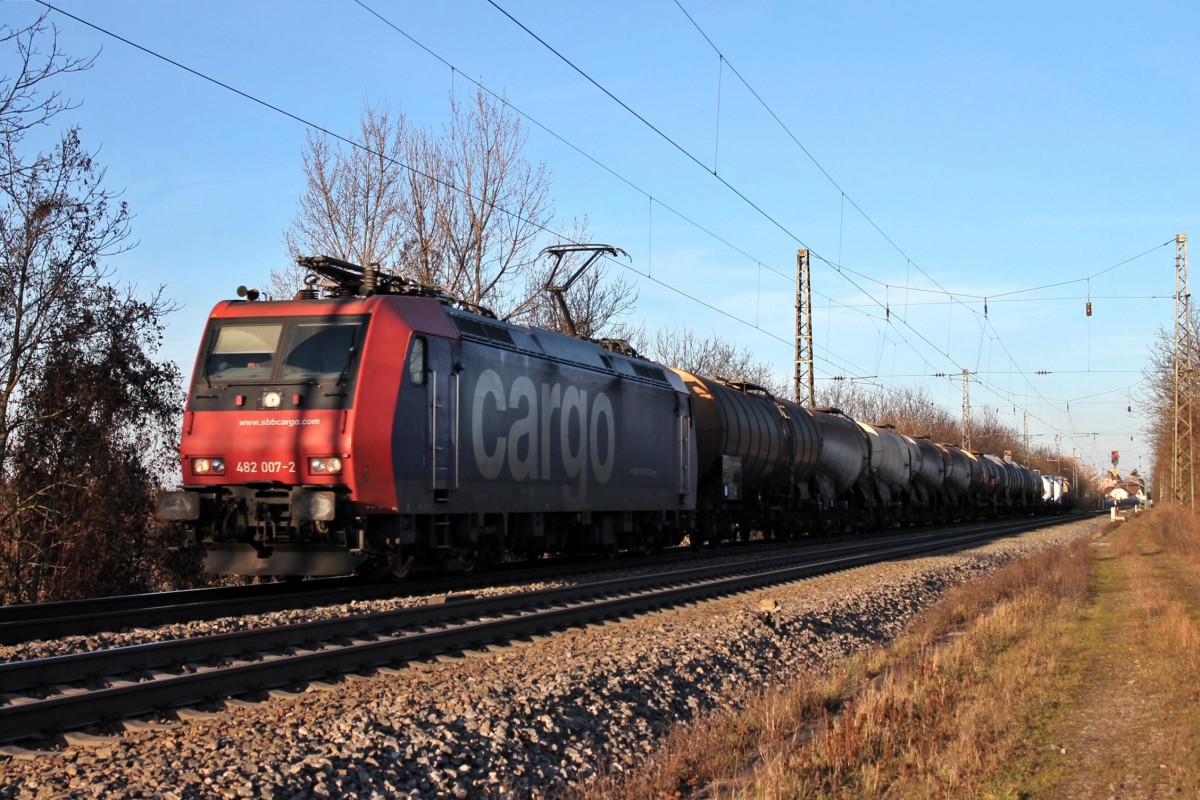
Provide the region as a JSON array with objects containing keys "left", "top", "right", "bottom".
[{"left": 159, "top": 253, "right": 1067, "bottom": 578}]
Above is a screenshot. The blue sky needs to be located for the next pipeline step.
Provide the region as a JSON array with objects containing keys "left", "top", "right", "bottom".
[{"left": 7, "top": 0, "right": 1198, "bottom": 480}]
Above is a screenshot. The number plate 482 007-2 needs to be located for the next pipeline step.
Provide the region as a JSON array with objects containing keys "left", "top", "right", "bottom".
[{"left": 235, "top": 461, "right": 297, "bottom": 474}]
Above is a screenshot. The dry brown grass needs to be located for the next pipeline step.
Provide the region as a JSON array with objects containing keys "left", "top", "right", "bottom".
[
  {"left": 568, "top": 672, "right": 857, "bottom": 800},
  {"left": 1142, "top": 503, "right": 1200, "bottom": 561},
  {"left": 1012, "top": 510, "right": 1200, "bottom": 798},
  {"left": 762, "top": 537, "right": 1094, "bottom": 800},
  {"left": 570, "top": 515, "right": 1200, "bottom": 799},
  {"left": 570, "top": 532, "right": 1099, "bottom": 800}
]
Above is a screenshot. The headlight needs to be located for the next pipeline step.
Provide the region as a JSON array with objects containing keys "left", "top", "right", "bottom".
[
  {"left": 158, "top": 491, "right": 200, "bottom": 520},
  {"left": 308, "top": 456, "right": 344, "bottom": 475},
  {"left": 193, "top": 457, "right": 225, "bottom": 475},
  {"left": 262, "top": 390, "right": 282, "bottom": 409},
  {"left": 294, "top": 491, "right": 336, "bottom": 522}
]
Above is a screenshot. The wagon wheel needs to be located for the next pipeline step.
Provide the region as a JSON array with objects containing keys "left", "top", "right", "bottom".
[
  {"left": 391, "top": 553, "right": 415, "bottom": 580},
  {"left": 456, "top": 549, "right": 480, "bottom": 574}
]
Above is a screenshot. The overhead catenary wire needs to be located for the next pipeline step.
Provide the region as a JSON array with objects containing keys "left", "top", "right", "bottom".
[
  {"left": 669, "top": 0, "right": 1176, "bottom": 421},
  {"left": 39, "top": 1, "right": 1147, "bottom": 468},
  {"left": 36, "top": 0, "right": 890, "bottom": 386},
  {"left": 352, "top": 0, "right": 879, "bottom": 381},
  {"left": 484, "top": 0, "right": 1160, "bottom": 462},
  {"left": 36, "top": 0, "right": 875, "bottom": 382},
  {"left": 667, "top": 0, "right": 1169, "bottom": 467}
]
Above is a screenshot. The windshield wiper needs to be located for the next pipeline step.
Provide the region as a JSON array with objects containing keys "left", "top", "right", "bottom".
[
  {"left": 201, "top": 349, "right": 213, "bottom": 390},
  {"left": 324, "top": 346, "right": 355, "bottom": 397}
]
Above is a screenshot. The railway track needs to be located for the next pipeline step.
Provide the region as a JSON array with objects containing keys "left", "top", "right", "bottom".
[
  {"left": 0, "top": 547, "right": 736, "bottom": 645},
  {"left": 0, "top": 530, "right": 968, "bottom": 645},
  {"left": 0, "top": 514, "right": 1091, "bottom": 747}
]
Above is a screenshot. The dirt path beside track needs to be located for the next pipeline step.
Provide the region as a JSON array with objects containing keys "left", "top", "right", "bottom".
[{"left": 1021, "top": 520, "right": 1200, "bottom": 799}]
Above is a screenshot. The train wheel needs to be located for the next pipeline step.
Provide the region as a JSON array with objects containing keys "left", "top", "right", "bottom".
[
  {"left": 646, "top": 533, "right": 666, "bottom": 554},
  {"left": 457, "top": 549, "right": 480, "bottom": 574},
  {"left": 391, "top": 554, "right": 414, "bottom": 580}
]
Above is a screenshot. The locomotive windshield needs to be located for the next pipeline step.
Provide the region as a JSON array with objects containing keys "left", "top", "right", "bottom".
[
  {"left": 207, "top": 324, "right": 282, "bottom": 381},
  {"left": 202, "top": 317, "right": 366, "bottom": 384},
  {"left": 280, "top": 322, "right": 360, "bottom": 379}
]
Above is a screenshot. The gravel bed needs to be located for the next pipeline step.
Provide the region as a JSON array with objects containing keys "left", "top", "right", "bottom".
[
  {"left": 0, "top": 518, "right": 1106, "bottom": 799},
  {"left": 0, "top": 536, "right": 912, "bottom": 663},
  {"left": 0, "top": 579, "right": 570, "bottom": 664}
]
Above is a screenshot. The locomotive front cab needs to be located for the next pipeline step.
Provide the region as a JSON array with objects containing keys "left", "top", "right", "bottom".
[{"left": 160, "top": 302, "right": 379, "bottom": 575}]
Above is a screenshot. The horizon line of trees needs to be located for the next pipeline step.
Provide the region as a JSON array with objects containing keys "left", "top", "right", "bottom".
[{"left": 817, "top": 380, "right": 1098, "bottom": 500}]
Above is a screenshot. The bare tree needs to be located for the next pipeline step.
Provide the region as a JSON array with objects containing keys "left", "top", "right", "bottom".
[
  {"left": 1140, "top": 313, "right": 1200, "bottom": 502},
  {"left": 1142, "top": 327, "right": 1175, "bottom": 496},
  {"left": 815, "top": 378, "right": 877, "bottom": 417},
  {"left": 969, "top": 406, "right": 1015, "bottom": 457},
  {"left": 276, "top": 105, "right": 412, "bottom": 298},
  {"left": 634, "top": 326, "right": 788, "bottom": 396},
  {"left": 0, "top": 17, "right": 184, "bottom": 602},
  {"left": 817, "top": 381, "right": 1039, "bottom": 458},
  {"left": 400, "top": 121, "right": 446, "bottom": 289},
  {"left": 430, "top": 89, "right": 552, "bottom": 315},
  {"left": 0, "top": 14, "right": 93, "bottom": 156},
  {"left": 870, "top": 385, "right": 957, "bottom": 439},
  {"left": 278, "top": 89, "right": 569, "bottom": 320},
  {"left": 0, "top": 117, "right": 132, "bottom": 475}
]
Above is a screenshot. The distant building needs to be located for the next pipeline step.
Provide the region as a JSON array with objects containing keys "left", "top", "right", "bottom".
[{"left": 1098, "top": 468, "right": 1146, "bottom": 508}]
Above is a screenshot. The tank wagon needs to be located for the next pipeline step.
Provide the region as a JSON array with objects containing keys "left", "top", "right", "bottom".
[
  {"left": 670, "top": 370, "right": 820, "bottom": 544},
  {"left": 160, "top": 254, "right": 1054, "bottom": 577},
  {"left": 1041, "top": 474, "right": 1075, "bottom": 510}
]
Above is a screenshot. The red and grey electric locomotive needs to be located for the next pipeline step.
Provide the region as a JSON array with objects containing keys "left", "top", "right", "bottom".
[
  {"left": 159, "top": 255, "right": 697, "bottom": 577},
  {"left": 159, "top": 251, "right": 1054, "bottom": 578}
]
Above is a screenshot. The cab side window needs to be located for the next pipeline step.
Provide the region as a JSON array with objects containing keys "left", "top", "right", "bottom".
[{"left": 409, "top": 337, "right": 427, "bottom": 385}]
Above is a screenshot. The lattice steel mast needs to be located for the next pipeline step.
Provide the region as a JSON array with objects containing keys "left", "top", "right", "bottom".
[
  {"left": 795, "top": 249, "right": 815, "bottom": 407},
  {"left": 1174, "top": 233, "right": 1193, "bottom": 508},
  {"left": 961, "top": 368, "right": 971, "bottom": 450}
]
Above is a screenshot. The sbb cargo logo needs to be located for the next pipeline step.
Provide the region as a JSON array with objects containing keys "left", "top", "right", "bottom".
[{"left": 470, "top": 369, "right": 615, "bottom": 500}]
